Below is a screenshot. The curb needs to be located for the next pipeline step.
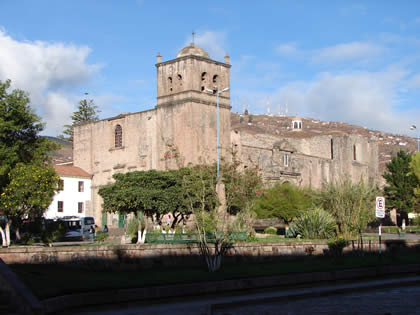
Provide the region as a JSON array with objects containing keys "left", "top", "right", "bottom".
[{"left": 42, "top": 263, "right": 420, "bottom": 314}]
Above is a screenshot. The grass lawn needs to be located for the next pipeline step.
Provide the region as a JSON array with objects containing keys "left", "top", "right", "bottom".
[{"left": 9, "top": 250, "right": 420, "bottom": 300}]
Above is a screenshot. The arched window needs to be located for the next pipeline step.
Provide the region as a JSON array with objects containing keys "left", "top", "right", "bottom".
[
  {"left": 115, "top": 124, "right": 122, "bottom": 148},
  {"left": 294, "top": 122, "right": 298, "bottom": 129},
  {"left": 201, "top": 72, "right": 207, "bottom": 81},
  {"left": 168, "top": 77, "right": 173, "bottom": 92},
  {"left": 353, "top": 145, "right": 357, "bottom": 161},
  {"left": 213, "top": 74, "right": 218, "bottom": 84},
  {"left": 177, "top": 74, "right": 183, "bottom": 88}
]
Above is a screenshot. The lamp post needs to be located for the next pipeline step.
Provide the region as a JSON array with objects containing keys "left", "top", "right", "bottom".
[
  {"left": 206, "top": 86, "right": 229, "bottom": 179},
  {"left": 410, "top": 125, "right": 419, "bottom": 152}
]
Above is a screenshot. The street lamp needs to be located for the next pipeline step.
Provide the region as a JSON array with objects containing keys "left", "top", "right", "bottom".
[
  {"left": 206, "top": 86, "right": 230, "bottom": 179},
  {"left": 410, "top": 125, "right": 419, "bottom": 152}
]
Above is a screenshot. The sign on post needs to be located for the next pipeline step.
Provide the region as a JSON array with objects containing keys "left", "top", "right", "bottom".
[{"left": 376, "top": 196, "right": 385, "bottom": 218}]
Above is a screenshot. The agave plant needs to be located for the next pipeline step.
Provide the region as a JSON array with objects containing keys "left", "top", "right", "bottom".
[{"left": 289, "top": 207, "right": 336, "bottom": 239}]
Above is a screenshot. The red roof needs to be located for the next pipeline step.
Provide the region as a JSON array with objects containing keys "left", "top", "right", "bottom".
[{"left": 54, "top": 165, "right": 91, "bottom": 178}]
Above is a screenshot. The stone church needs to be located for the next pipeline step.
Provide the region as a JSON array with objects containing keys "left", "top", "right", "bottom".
[{"left": 73, "top": 44, "right": 378, "bottom": 227}]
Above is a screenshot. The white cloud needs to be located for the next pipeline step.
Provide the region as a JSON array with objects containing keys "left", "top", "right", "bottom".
[
  {"left": 270, "top": 70, "right": 418, "bottom": 135},
  {"left": 276, "top": 42, "right": 298, "bottom": 56},
  {"left": 313, "top": 42, "right": 383, "bottom": 63},
  {"left": 184, "top": 31, "right": 227, "bottom": 61},
  {"left": 0, "top": 29, "right": 100, "bottom": 135}
]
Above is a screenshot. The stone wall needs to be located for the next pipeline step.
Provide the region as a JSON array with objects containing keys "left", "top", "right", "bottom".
[
  {"left": 2, "top": 240, "right": 418, "bottom": 269},
  {"left": 236, "top": 131, "right": 378, "bottom": 188}
]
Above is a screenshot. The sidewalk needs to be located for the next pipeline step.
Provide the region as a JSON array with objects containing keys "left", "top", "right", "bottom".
[{"left": 68, "top": 275, "right": 420, "bottom": 314}]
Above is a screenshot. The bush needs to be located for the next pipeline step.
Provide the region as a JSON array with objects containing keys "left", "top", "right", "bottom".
[
  {"left": 289, "top": 207, "right": 336, "bottom": 239},
  {"left": 96, "top": 232, "right": 109, "bottom": 242},
  {"left": 264, "top": 226, "right": 277, "bottom": 235},
  {"left": 253, "top": 183, "right": 314, "bottom": 224},
  {"left": 327, "top": 237, "right": 349, "bottom": 256}
]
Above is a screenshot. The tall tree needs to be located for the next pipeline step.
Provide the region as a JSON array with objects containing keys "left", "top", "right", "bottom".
[
  {"left": 383, "top": 150, "right": 419, "bottom": 215},
  {"left": 60, "top": 93, "right": 100, "bottom": 141},
  {"left": 0, "top": 79, "right": 57, "bottom": 192},
  {"left": 0, "top": 79, "right": 59, "bottom": 246}
]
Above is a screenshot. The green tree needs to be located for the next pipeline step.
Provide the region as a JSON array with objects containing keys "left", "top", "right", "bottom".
[
  {"left": 98, "top": 169, "right": 191, "bottom": 243},
  {"left": 383, "top": 150, "right": 419, "bottom": 216},
  {"left": 60, "top": 94, "right": 100, "bottom": 141},
  {"left": 220, "top": 153, "right": 263, "bottom": 215},
  {"left": 409, "top": 152, "right": 420, "bottom": 213},
  {"left": 317, "top": 177, "right": 377, "bottom": 243},
  {"left": 252, "top": 183, "right": 313, "bottom": 224},
  {"left": 0, "top": 79, "right": 57, "bottom": 192},
  {"left": 0, "top": 79, "right": 58, "bottom": 246},
  {"left": 0, "top": 164, "right": 60, "bottom": 246}
]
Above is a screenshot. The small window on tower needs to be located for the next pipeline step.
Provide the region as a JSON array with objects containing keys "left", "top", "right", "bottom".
[
  {"left": 213, "top": 74, "right": 218, "bottom": 84},
  {"left": 177, "top": 74, "right": 182, "bottom": 87},
  {"left": 201, "top": 72, "right": 207, "bottom": 81}
]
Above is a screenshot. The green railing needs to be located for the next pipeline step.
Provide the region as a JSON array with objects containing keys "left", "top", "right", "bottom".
[{"left": 145, "top": 232, "right": 247, "bottom": 244}]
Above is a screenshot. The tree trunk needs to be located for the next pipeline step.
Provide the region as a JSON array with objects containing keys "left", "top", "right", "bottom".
[
  {"left": 15, "top": 226, "right": 21, "bottom": 241},
  {"left": 0, "top": 226, "right": 6, "bottom": 247},
  {"left": 5, "top": 221, "right": 11, "bottom": 247},
  {"left": 137, "top": 229, "right": 147, "bottom": 244}
]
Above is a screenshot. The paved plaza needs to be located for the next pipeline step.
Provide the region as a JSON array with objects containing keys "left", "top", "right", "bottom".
[{"left": 68, "top": 276, "right": 420, "bottom": 315}]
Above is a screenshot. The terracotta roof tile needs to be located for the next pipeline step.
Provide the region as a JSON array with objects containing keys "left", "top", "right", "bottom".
[{"left": 54, "top": 165, "right": 91, "bottom": 178}]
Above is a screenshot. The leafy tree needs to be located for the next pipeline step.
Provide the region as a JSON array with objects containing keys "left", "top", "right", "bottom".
[
  {"left": 0, "top": 164, "right": 60, "bottom": 246},
  {"left": 60, "top": 94, "right": 100, "bottom": 141},
  {"left": 252, "top": 183, "right": 313, "bottom": 224},
  {"left": 409, "top": 152, "right": 420, "bottom": 213},
  {"left": 220, "top": 153, "right": 263, "bottom": 215},
  {"left": 316, "top": 177, "right": 377, "bottom": 243},
  {"left": 0, "top": 79, "right": 58, "bottom": 246},
  {"left": 98, "top": 169, "right": 191, "bottom": 243},
  {"left": 0, "top": 79, "right": 57, "bottom": 192},
  {"left": 383, "top": 150, "right": 419, "bottom": 216}
]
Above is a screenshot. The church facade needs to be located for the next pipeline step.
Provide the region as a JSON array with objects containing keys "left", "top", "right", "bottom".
[{"left": 73, "top": 44, "right": 378, "bottom": 227}]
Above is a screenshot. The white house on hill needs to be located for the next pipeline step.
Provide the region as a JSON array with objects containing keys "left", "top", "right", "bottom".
[{"left": 44, "top": 165, "right": 92, "bottom": 219}]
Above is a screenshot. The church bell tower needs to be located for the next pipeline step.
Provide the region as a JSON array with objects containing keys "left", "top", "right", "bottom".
[{"left": 155, "top": 43, "right": 231, "bottom": 168}]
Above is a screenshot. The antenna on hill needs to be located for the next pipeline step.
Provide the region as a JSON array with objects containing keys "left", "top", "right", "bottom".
[{"left": 266, "top": 97, "right": 271, "bottom": 116}]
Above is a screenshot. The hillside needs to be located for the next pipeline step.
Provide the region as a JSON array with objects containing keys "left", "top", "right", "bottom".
[{"left": 44, "top": 136, "right": 73, "bottom": 164}]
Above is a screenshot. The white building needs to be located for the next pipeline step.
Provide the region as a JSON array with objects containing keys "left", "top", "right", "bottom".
[{"left": 44, "top": 165, "right": 92, "bottom": 219}]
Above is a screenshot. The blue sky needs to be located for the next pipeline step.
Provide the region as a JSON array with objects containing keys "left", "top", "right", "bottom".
[{"left": 0, "top": 0, "right": 419, "bottom": 137}]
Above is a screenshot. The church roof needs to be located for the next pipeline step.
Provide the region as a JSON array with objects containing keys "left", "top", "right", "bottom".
[{"left": 177, "top": 44, "right": 210, "bottom": 59}]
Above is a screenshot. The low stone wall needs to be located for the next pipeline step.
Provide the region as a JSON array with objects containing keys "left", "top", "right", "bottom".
[{"left": 1, "top": 240, "right": 419, "bottom": 269}]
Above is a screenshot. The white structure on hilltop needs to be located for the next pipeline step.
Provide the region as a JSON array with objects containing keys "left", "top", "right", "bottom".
[{"left": 44, "top": 165, "right": 92, "bottom": 219}]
